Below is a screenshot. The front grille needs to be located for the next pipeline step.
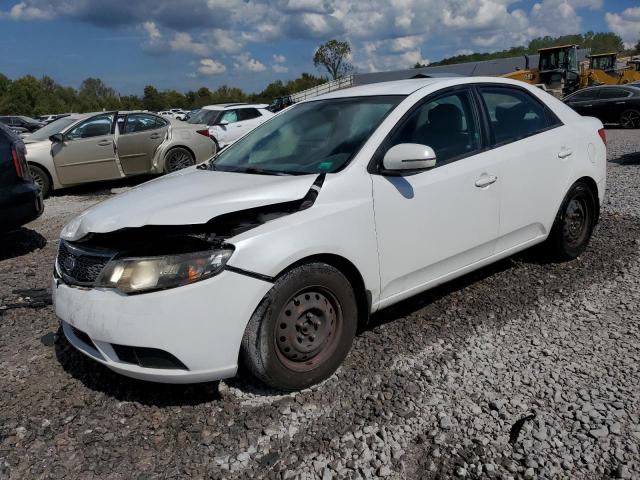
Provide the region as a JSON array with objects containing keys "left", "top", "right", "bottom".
[
  {"left": 112, "top": 344, "right": 189, "bottom": 370},
  {"left": 57, "top": 240, "right": 114, "bottom": 285},
  {"left": 70, "top": 325, "right": 97, "bottom": 351}
]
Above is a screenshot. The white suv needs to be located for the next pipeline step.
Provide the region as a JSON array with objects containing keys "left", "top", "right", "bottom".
[
  {"left": 187, "top": 103, "right": 274, "bottom": 152},
  {"left": 54, "top": 77, "right": 606, "bottom": 391}
]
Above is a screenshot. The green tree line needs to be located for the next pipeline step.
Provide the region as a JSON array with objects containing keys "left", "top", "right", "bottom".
[
  {"left": 0, "top": 72, "right": 325, "bottom": 117},
  {"left": 418, "top": 31, "right": 634, "bottom": 68}
]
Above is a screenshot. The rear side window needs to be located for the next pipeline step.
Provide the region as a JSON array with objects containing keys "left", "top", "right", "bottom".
[
  {"left": 123, "top": 113, "right": 161, "bottom": 133},
  {"left": 479, "top": 87, "right": 559, "bottom": 145},
  {"left": 66, "top": 114, "right": 114, "bottom": 140},
  {"left": 599, "top": 88, "right": 629, "bottom": 99},
  {"left": 238, "top": 108, "right": 261, "bottom": 121},
  {"left": 568, "top": 89, "right": 598, "bottom": 101}
]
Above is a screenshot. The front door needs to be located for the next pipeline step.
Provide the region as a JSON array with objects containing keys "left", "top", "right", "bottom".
[
  {"left": 116, "top": 113, "right": 169, "bottom": 175},
  {"left": 53, "top": 113, "right": 120, "bottom": 185},
  {"left": 372, "top": 88, "right": 501, "bottom": 304}
]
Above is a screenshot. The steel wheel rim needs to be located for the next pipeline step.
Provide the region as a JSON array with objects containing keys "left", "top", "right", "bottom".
[
  {"left": 621, "top": 110, "right": 640, "bottom": 129},
  {"left": 563, "top": 196, "right": 589, "bottom": 247},
  {"left": 274, "top": 286, "right": 342, "bottom": 372},
  {"left": 167, "top": 150, "right": 194, "bottom": 172}
]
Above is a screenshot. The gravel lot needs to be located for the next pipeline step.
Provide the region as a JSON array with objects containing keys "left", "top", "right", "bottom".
[{"left": 1, "top": 129, "right": 639, "bottom": 480}]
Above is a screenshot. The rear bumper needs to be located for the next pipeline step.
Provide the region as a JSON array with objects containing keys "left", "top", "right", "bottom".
[
  {"left": 53, "top": 270, "right": 272, "bottom": 383},
  {"left": 0, "top": 182, "right": 43, "bottom": 231}
]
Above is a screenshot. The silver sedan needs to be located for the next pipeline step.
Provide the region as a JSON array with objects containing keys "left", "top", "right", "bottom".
[{"left": 24, "top": 111, "right": 215, "bottom": 197}]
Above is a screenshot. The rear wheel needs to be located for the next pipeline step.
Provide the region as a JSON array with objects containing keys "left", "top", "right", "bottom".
[
  {"left": 620, "top": 109, "right": 640, "bottom": 129},
  {"left": 164, "top": 147, "right": 195, "bottom": 173},
  {"left": 544, "top": 181, "right": 597, "bottom": 261},
  {"left": 28, "top": 164, "right": 51, "bottom": 198},
  {"left": 241, "top": 263, "right": 358, "bottom": 391}
]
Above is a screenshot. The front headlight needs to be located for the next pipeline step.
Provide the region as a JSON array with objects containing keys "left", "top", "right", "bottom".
[{"left": 96, "top": 248, "right": 233, "bottom": 294}]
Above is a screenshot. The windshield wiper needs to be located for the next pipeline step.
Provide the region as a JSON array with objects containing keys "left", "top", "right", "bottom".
[{"left": 236, "top": 167, "right": 292, "bottom": 176}]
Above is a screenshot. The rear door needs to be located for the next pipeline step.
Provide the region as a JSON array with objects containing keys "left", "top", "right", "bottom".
[
  {"left": 564, "top": 89, "right": 599, "bottom": 116},
  {"left": 52, "top": 112, "right": 120, "bottom": 185},
  {"left": 116, "top": 113, "right": 169, "bottom": 175},
  {"left": 476, "top": 85, "right": 574, "bottom": 252}
]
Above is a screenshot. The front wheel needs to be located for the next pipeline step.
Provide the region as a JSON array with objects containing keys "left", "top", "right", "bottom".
[
  {"left": 241, "top": 263, "right": 358, "bottom": 391},
  {"left": 29, "top": 164, "right": 51, "bottom": 198},
  {"left": 620, "top": 109, "right": 640, "bottom": 129},
  {"left": 544, "top": 181, "right": 597, "bottom": 261}
]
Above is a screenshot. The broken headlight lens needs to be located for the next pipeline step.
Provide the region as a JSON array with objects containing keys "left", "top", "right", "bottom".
[{"left": 96, "top": 248, "right": 233, "bottom": 294}]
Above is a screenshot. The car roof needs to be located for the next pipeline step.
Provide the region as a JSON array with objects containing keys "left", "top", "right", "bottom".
[{"left": 201, "top": 103, "right": 268, "bottom": 111}]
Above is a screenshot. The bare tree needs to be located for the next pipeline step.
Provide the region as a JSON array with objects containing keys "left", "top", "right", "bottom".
[{"left": 313, "top": 40, "right": 353, "bottom": 80}]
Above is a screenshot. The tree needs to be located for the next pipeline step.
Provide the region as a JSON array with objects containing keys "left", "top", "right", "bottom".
[
  {"left": 142, "top": 85, "right": 164, "bottom": 111},
  {"left": 414, "top": 62, "right": 428, "bottom": 69},
  {"left": 313, "top": 39, "right": 353, "bottom": 80},
  {"left": 635, "top": 37, "right": 640, "bottom": 54}
]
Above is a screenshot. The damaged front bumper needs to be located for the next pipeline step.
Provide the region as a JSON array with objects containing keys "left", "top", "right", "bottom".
[{"left": 53, "top": 269, "right": 272, "bottom": 383}]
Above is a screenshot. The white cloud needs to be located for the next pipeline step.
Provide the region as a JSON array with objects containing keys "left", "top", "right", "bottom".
[
  {"left": 7, "top": 1, "right": 53, "bottom": 19},
  {"left": 169, "top": 32, "right": 208, "bottom": 56},
  {"left": 273, "top": 64, "right": 289, "bottom": 73},
  {"left": 273, "top": 54, "right": 286, "bottom": 63},
  {"left": 234, "top": 52, "right": 266, "bottom": 72},
  {"left": 207, "top": 28, "right": 244, "bottom": 53},
  {"left": 606, "top": 7, "right": 640, "bottom": 48},
  {"left": 142, "top": 21, "right": 161, "bottom": 41},
  {"left": 197, "top": 58, "right": 226, "bottom": 75}
]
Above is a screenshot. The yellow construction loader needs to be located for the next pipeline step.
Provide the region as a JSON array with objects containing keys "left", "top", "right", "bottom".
[
  {"left": 503, "top": 44, "right": 580, "bottom": 97},
  {"left": 581, "top": 53, "right": 640, "bottom": 86}
]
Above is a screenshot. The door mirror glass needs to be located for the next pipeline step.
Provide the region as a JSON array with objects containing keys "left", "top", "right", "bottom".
[
  {"left": 49, "top": 133, "right": 64, "bottom": 143},
  {"left": 382, "top": 143, "right": 436, "bottom": 173}
]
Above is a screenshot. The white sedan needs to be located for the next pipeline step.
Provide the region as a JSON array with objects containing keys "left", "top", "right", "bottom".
[{"left": 53, "top": 77, "right": 606, "bottom": 390}]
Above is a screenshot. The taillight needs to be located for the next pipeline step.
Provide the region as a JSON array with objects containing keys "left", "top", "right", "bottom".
[
  {"left": 196, "top": 129, "right": 210, "bottom": 138},
  {"left": 11, "top": 146, "right": 29, "bottom": 181},
  {"left": 598, "top": 128, "right": 606, "bottom": 145}
]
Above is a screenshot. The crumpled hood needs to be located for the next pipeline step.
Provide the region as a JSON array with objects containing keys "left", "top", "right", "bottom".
[{"left": 61, "top": 167, "right": 318, "bottom": 241}]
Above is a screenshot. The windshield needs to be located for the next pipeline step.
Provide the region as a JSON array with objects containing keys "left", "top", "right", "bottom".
[
  {"left": 187, "top": 109, "right": 220, "bottom": 125},
  {"left": 211, "top": 96, "right": 403, "bottom": 175},
  {"left": 27, "top": 116, "right": 77, "bottom": 141}
]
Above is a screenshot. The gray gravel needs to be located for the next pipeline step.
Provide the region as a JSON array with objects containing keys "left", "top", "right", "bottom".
[{"left": 1, "top": 129, "right": 639, "bottom": 479}]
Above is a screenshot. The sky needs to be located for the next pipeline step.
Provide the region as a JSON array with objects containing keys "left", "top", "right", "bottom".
[{"left": 0, "top": 0, "right": 639, "bottom": 95}]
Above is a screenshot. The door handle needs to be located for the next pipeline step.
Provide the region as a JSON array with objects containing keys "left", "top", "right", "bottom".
[
  {"left": 97, "top": 140, "right": 112, "bottom": 146},
  {"left": 475, "top": 174, "right": 498, "bottom": 188},
  {"left": 583, "top": 104, "right": 593, "bottom": 107},
  {"left": 235, "top": 124, "right": 243, "bottom": 127},
  {"left": 149, "top": 134, "right": 161, "bottom": 139},
  {"left": 615, "top": 101, "right": 626, "bottom": 105},
  {"left": 558, "top": 148, "right": 573, "bottom": 159}
]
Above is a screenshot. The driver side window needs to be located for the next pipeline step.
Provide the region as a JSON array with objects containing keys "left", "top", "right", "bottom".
[
  {"left": 66, "top": 114, "right": 114, "bottom": 140},
  {"left": 220, "top": 110, "right": 238, "bottom": 124},
  {"left": 386, "top": 90, "right": 481, "bottom": 164}
]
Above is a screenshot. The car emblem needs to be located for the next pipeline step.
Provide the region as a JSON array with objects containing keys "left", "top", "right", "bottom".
[{"left": 63, "top": 256, "right": 76, "bottom": 272}]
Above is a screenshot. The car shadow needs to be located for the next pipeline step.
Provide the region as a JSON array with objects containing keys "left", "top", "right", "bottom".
[
  {"left": 53, "top": 326, "right": 221, "bottom": 407},
  {"left": 52, "top": 175, "right": 157, "bottom": 198},
  {"left": 610, "top": 151, "right": 640, "bottom": 165},
  {"left": 0, "top": 227, "right": 47, "bottom": 261}
]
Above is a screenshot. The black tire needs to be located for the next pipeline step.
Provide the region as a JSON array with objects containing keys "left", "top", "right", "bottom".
[
  {"left": 164, "top": 147, "right": 195, "bottom": 173},
  {"left": 28, "top": 164, "right": 51, "bottom": 198},
  {"left": 544, "top": 181, "right": 597, "bottom": 261},
  {"left": 620, "top": 109, "right": 640, "bottom": 129},
  {"left": 241, "top": 262, "right": 358, "bottom": 391}
]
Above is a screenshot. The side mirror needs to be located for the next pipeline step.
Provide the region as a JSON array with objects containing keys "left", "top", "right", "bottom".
[
  {"left": 217, "top": 120, "right": 229, "bottom": 126},
  {"left": 49, "top": 133, "right": 64, "bottom": 143},
  {"left": 382, "top": 143, "right": 436, "bottom": 174}
]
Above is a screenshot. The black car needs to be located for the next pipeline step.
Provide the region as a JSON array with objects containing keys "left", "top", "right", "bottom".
[
  {"left": 0, "top": 115, "right": 46, "bottom": 132},
  {"left": 0, "top": 124, "right": 44, "bottom": 232},
  {"left": 563, "top": 85, "right": 640, "bottom": 129},
  {"left": 268, "top": 95, "right": 293, "bottom": 113}
]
